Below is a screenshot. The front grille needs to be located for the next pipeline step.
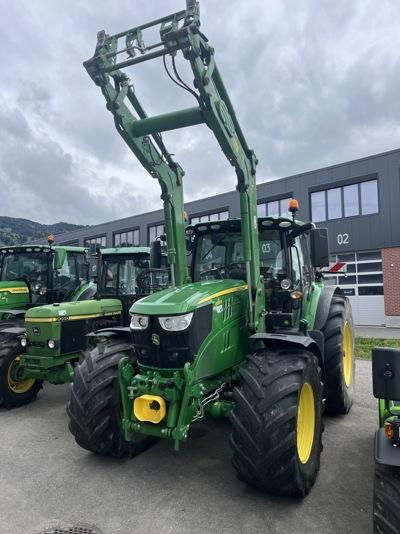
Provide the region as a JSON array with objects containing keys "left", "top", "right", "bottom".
[
  {"left": 60, "top": 320, "right": 87, "bottom": 354},
  {"left": 133, "top": 304, "right": 212, "bottom": 368}
]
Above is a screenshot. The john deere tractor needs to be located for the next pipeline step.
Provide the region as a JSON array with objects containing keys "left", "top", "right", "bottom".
[
  {"left": 67, "top": 1, "right": 355, "bottom": 497},
  {"left": 0, "top": 237, "right": 96, "bottom": 407},
  {"left": 372, "top": 347, "right": 400, "bottom": 531},
  {"left": 1, "top": 246, "right": 169, "bottom": 408}
]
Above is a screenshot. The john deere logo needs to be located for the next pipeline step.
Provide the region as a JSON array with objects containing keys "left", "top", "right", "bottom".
[
  {"left": 32, "top": 327, "right": 41, "bottom": 335},
  {"left": 152, "top": 333, "right": 160, "bottom": 346}
]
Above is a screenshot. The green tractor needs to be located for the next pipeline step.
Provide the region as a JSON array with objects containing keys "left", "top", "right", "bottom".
[
  {"left": 67, "top": 1, "right": 355, "bottom": 496},
  {"left": 372, "top": 347, "right": 400, "bottom": 531},
  {"left": 0, "top": 237, "right": 96, "bottom": 407},
  {"left": 1, "top": 246, "right": 168, "bottom": 408}
]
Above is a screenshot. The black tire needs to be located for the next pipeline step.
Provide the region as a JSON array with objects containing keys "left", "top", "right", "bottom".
[
  {"left": 0, "top": 337, "right": 43, "bottom": 408},
  {"left": 373, "top": 462, "right": 400, "bottom": 533},
  {"left": 229, "top": 348, "right": 324, "bottom": 497},
  {"left": 321, "top": 295, "right": 355, "bottom": 414},
  {"left": 67, "top": 338, "right": 155, "bottom": 457}
]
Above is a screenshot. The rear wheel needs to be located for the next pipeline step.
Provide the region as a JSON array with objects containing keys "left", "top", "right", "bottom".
[
  {"left": 0, "top": 337, "right": 43, "bottom": 408},
  {"left": 67, "top": 338, "right": 155, "bottom": 457},
  {"left": 373, "top": 462, "right": 400, "bottom": 533},
  {"left": 230, "top": 347, "right": 324, "bottom": 497},
  {"left": 321, "top": 295, "right": 355, "bottom": 414}
]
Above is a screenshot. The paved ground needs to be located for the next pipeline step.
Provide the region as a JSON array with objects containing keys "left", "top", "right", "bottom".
[
  {"left": 0, "top": 359, "right": 377, "bottom": 534},
  {"left": 354, "top": 326, "right": 400, "bottom": 339}
]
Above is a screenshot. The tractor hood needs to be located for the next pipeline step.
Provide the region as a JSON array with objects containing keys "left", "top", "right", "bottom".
[
  {"left": 24, "top": 299, "right": 122, "bottom": 320},
  {"left": 130, "top": 279, "right": 248, "bottom": 316}
]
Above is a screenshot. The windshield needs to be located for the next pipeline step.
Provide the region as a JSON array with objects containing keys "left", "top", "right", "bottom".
[
  {"left": 0, "top": 250, "right": 87, "bottom": 303},
  {"left": 1, "top": 252, "right": 49, "bottom": 284},
  {"left": 193, "top": 229, "right": 284, "bottom": 282},
  {"left": 101, "top": 256, "right": 168, "bottom": 296}
]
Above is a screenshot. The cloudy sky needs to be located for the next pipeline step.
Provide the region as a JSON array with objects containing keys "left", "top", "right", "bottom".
[{"left": 1, "top": 0, "right": 399, "bottom": 226}]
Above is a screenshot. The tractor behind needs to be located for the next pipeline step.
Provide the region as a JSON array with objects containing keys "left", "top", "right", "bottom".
[{"left": 0, "top": 246, "right": 169, "bottom": 408}]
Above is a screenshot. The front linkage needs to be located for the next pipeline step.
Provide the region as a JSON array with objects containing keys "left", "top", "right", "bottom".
[{"left": 119, "top": 358, "right": 238, "bottom": 451}]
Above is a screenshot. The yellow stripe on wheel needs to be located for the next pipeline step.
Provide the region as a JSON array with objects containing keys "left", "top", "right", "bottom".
[
  {"left": 7, "top": 357, "right": 36, "bottom": 394},
  {"left": 343, "top": 322, "right": 353, "bottom": 388},
  {"left": 297, "top": 382, "right": 315, "bottom": 464}
]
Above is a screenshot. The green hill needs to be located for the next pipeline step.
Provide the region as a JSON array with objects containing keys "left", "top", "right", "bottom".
[{"left": 0, "top": 216, "right": 87, "bottom": 246}]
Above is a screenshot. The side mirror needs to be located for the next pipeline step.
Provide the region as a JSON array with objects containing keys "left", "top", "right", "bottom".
[
  {"left": 310, "top": 227, "right": 329, "bottom": 267},
  {"left": 150, "top": 241, "right": 162, "bottom": 269},
  {"left": 372, "top": 347, "right": 400, "bottom": 401}
]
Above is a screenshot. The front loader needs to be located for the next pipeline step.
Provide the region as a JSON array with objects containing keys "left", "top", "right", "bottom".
[
  {"left": 1, "top": 246, "right": 169, "bottom": 408},
  {"left": 67, "top": 1, "right": 355, "bottom": 496}
]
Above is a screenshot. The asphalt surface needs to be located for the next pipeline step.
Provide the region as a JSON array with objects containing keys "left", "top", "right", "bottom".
[
  {"left": 354, "top": 326, "right": 400, "bottom": 339},
  {"left": 0, "top": 358, "right": 378, "bottom": 534}
]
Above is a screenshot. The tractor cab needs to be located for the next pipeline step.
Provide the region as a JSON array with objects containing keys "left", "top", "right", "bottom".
[
  {"left": 0, "top": 242, "right": 93, "bottom": 313},
  {"left": 185, "top": 212, "right": 328, "bottom": 331}
]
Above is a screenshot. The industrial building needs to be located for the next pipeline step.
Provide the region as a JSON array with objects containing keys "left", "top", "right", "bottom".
[{"left": 43, "top": 148, "right": 400, "bottom": 327}]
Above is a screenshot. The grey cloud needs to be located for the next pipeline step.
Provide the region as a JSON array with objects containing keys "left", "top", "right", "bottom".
[{"left": 1, "top": 0, "right": 399, "bottom": 226}]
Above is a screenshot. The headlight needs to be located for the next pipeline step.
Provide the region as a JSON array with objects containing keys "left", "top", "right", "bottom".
[
  {"left": 48, "top": 339, "right": 56, "bottom": 349},
  {"left": 158, "top": 312, "right": 193, "bottom": 331},
  {"left": 280, "top": 278, "right": 291, "bottom": 290},
  {"left": 20, "top": 337, "right": 27, "bottom": 348},
  {"left": 130, "top": 314, "right": 149, "bottom": 330}
]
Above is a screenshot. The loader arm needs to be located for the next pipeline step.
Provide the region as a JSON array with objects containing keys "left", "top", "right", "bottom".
[{"left": 83, "top": 1, "right": 265, "bottom": 331}]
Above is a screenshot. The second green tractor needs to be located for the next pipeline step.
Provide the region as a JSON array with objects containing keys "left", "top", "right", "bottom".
[{"left": 0, "top": 245, "right": 168, "bottom": 408}]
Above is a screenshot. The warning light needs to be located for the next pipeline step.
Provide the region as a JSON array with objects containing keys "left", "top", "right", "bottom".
[
  {"left": 288, "top": 199, "right": 299, "bottom": 214},
  {"left": 47, "top": 235, "right": 54, "bottom": 245},
  {"left": 184, "top": 211, "right": 188, "bottom": 224}
]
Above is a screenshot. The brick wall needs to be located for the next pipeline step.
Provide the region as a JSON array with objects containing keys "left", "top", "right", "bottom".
[{"left": 382, "top": 247, "right": 400, "bottom": 316}]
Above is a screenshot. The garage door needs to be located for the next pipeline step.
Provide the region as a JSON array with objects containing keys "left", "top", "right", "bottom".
[{"left": 327, "top": 250, "right": 385, "bottom": 326}]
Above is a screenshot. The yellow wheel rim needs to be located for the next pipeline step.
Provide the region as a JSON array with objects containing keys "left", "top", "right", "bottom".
[
  {"left": 7, "top": 357, "right": 36, "bottom": 394},
  {"left": 297, "top": 382, "right": 315, "bottom": 464},
  {"left": 343, "top": 322, "right": 353, "bottom": 388}
]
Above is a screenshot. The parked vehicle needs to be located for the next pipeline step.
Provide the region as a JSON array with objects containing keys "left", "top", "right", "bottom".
[
  {"left": 372, "top": 346, "right": 400, "bottom": 531},
  {"left": 67, "top": 1, "right": 355, "bottom": 497},
  {"left": 1, "top": 246, "right": 168, "bottom": 408}
]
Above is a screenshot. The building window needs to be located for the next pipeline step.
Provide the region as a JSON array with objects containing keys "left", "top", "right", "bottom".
[
  {"left": 84, "top": 236, "right": 107, "bottom": 254},
  {"left": 360, "top": 180, "right": 379, "bottom": 215},
  {"left": 257, "top": 198, "right": 292, "bottom": 218},
  {"left": 113, "top": 229, "right": 139, "bottom": 247},
  {"left": 327, "top": 188, "right": 342, "bottom": 220},
  {"left": 310, "top": 178, "right": 378, "bottom": 222},
  {"left": 190, "top": 210, "right": 229, "bottom": 224},
  {"left": 148, "top": 224, "right": 165, "bottom": 245},
  {"left": 310, "top": 191, "right": 326, "bottom": 223},
  {"left": 343, "top": 184, "right": 359, "bottom": 217}
]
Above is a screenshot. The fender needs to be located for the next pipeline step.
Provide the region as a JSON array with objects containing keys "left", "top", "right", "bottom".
[
  {"left": 375, "top": 428, "right": 400, "bottom": 466},
  {"left": 86, "top": 326, "right": 131, "bottom": 340},
  {"left": 252, "top": 332, "right": 322, "bottom": 362},
  {"left": 77, "top": 285, "right": 98, "bottom": 301},
  {"left": 0, "top": 327, "right": 25, "bottom": 337},
  {"left": 313, "top": 285, "right": 343, "bottom": 331},
  {"left": 0, "top": 309, "right": 26, "bottom": 320}
]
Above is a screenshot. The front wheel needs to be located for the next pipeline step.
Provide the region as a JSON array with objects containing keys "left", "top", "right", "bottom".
[
  {"left": 321, "top": 295, "right": 355, "bottom": 414},
  {"left": 373, "top": 462, "right": 400, "bottom": 532},
  {"left": 67, "top": 338, "right": 155, "bottom": 457},
  {"left": 0, "top": 337, "right": 43, "bottom": 408},
  {"left": 230, "top": 348, "right": 324, "bottom": 497}
]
